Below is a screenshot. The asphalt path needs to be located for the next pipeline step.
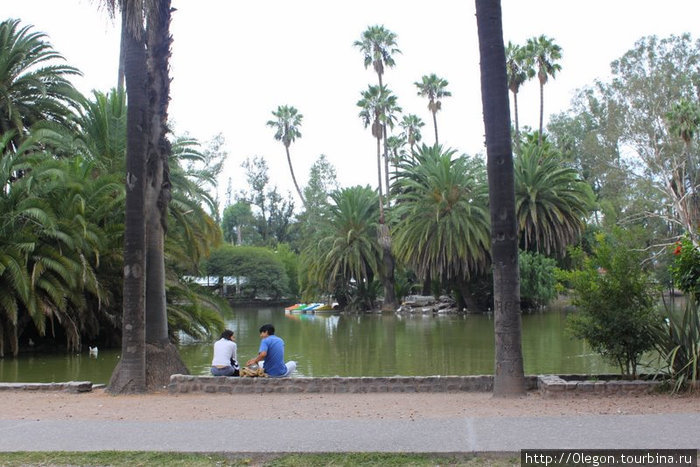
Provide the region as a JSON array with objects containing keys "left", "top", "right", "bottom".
[{"left": 0, "top": 413, "right": 698, "bottom": 452}]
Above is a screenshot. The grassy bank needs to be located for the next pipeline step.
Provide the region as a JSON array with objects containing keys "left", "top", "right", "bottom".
[{"left": 0, "top": 451, "right": 520, "bottom": 466}]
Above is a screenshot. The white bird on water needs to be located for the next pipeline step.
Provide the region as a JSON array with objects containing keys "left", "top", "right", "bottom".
[{"left": 89, "top": 346, "right": 98, "bottom": 357}]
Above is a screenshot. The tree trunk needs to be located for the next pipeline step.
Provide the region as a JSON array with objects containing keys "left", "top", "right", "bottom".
[
  {"left": 475, "top": 0, "right": 526, "bottom": 398},
  {"left": 108, "top": 4, "right": 148, "bottom": 394},
  {"left": 432, "top": 109, "right": 439, "bottom": 145},
  {"left": 117, "top": 7, "right": 126, "bottom": 91},
  {"left": 538, "top": 81, "right": 544, "bottom": 145},
  {"left": 383, "top": 126, "right": 390, "bottom": 204},
  {"left": 513, "top": 91, "right": 520, "bottom": 152},
  {"left": 378, "top": 224, "right": 398, "bottom": 311},
  {"left": 375, "top": 134, "right": 385, "bottom": 223},
  {"left": 143, "top": 0, "right": 188, "bottom": 389},
  {"left": 286, "top": 145, "right": 306, "bottom": 208}
]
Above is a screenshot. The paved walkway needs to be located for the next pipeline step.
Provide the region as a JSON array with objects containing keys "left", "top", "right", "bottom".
[{"left": 1, "top": 413, "right": 698, "bottom": 452}]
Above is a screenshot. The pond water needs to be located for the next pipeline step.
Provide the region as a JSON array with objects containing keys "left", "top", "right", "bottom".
[{"left": 0, "top": 305, "right": 618, "bottom": 384}]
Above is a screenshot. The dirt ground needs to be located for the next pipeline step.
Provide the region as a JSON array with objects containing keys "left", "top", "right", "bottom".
[{"left": 3, "top": 389, "right": 699, "bottom": 422}]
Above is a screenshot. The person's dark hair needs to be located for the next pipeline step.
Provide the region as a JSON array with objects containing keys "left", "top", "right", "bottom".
[
  {"left": 220, "top": 329, "right": 234, "bottom": 340},
  {"left": 259, "top": 324, "right": 275, "bottom": 335}
]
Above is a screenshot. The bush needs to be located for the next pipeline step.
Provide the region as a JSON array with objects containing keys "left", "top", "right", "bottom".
[
  {"left": 559, "top": 232, "right": 660, "bottom": 376},
  {"left": 519, "top": 250, "right": 557, "bottom": 309},
  {"left": 653, "top": 297, "right": 700, "bottom": 392},
  {"left": 670, "top": 237, "right": 700, "bottom": 296}
]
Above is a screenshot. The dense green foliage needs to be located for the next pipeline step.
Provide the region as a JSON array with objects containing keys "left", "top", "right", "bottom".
[
  {"left": 519, "top": 251, "right": 557, "bottom": 310},
  {"left": 670, "top": 237, "right": 700, "bottom": 296},
  {"left": 205, "top": 245, "right": 289, "bottom": 300},
  {"left": 560, "top": 234, "right": 660, "bottom": 376}
]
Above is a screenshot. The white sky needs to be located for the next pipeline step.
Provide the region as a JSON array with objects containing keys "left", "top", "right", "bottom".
[{"left": 6, "top": 1, "right": 700, "bottom": 211}]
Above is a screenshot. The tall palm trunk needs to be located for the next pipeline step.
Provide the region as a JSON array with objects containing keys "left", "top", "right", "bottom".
[
  {"left": 431, "top": 107, "right": 439, "bottom": 145},
  {"left": 538, "top": 80, "right": 544, "bottom": 145},
  {"left": 475, "top": 0, "right": 526, "bottom": 397},
  {"left": 285, "top": 145, "right": 305, "bottom": 207},
  {"left": 375, "top": 130, "right": 385, "bottom": 223},
  {"left": 108, "top": 3, "right": 148, "bottom": 394},
  {"left": 513, "top": 91, "right": 520, "bottom": 151},
  {"left": 144, "top": 0, "right": 189, "bottom": 388}
]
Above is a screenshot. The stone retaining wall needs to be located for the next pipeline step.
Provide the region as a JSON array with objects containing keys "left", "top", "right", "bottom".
[
  {"left": 537, "top": 375, "right": 661, "bottom": 398},
  {"left": 168, "top": 374, "right": 539, "bottom": 394},
  {"left": 0, "top": 381, "right": 94, "bottom": 393}
]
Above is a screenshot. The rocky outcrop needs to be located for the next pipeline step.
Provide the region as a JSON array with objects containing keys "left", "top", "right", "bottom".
[{"left": 396, "top": 295, "right": 462, "bottom": 314}]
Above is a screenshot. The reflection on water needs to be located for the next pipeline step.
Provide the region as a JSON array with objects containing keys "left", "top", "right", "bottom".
[{"left": 1, "top": 306, "right": 617, "bottom": 384}]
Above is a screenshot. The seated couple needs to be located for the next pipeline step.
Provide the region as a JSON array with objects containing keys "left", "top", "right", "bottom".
[{"left": 210, "top": 324, "right": 297, "bottom": 378}]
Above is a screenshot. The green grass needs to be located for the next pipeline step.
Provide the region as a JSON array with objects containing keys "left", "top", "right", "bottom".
[{"left": 0, "top": 451, "right": 520, "bottom": 467}]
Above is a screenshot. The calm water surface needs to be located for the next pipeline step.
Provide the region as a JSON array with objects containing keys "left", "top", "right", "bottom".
[{"left": 0, "top": 306, "right": 617, "bottom": 384}]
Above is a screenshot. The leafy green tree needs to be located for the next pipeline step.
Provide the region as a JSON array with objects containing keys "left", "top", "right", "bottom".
[
  {"left": 475, "top": 0, "right": 526, "bottom": 396},
  {"left": 608, "top": 34, "right": 700, "bottom": 245},
  {"left": 0, "top": 19, "right": 81, "bottom": 145},
  {"left": 391, "top": 144, "right": 490, "bottom": 309},
  {"left": 221, "top": 201, "right": 256, "bottom": 245},
  {"left": 547, "top": 85, "right": 628, "bottom": 227},
  {"left": 562, "top": 233, "right": 659, "bottom": 376},
  {"left": 267, "top": 105, "right": 305, "bottom": 207},
  {"left": 514, "top": 139, "right": 594, "bottom": 256},
  {"left": 205, "top": 245, "right": 289, "bottom": 300},
  {"left": 414, "top": 74, "right": 451, "bottom": 145},
  {"left": 525, "top": 35, "right": 562, "bottom": 145}
]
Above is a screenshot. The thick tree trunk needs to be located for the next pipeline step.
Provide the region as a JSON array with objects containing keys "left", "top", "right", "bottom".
[
  {"left": 143, "top": 0, "right": 189, "bottom": 389},
  {"left": 475, "top": 0, "right": 526, "bottom": 398},
  {"left": 108, "top": 5, "right": 148, "bottom": 394}
]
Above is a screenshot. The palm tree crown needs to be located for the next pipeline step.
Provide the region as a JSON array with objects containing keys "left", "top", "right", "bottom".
[
  {"left": 514, "top": 140, "right": 594, "bottom": 256},
  {"left": 414, "top": 74, "right": 451, "bottom": 145},
  {"left": 399, "top": 113, "right": 424, "bottom": 157},
  {"left": 0, "top": 19, "right": 81, "bottom": 140},
  {"left": 391, "top": 144, "right": 490, "bottom": 282},
  {"left": 353, "top": 25, "right": 401, "bottom": 86},
  {"left": 267, "top": 105, "right": 305, "bottom": 206}
]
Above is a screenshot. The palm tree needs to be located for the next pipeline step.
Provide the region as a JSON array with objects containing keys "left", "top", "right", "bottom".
[
  {"left": 399, "top": 114, "right": 425, "bottom": 159},
  {"left": 392, "top": 144, "right": 490, "bottom": 305},
  {"left": 505, "top": 41, "right": 533, "bottom": 150},
  {"left": 357, "top": 84, "right": 400, "bottom": 310},
  {"left": 475, "top": 0, "right": 526, "bottom": 397},
  {"left": 385, "top": 135, "right": 407, "bottom": 174},
  {"left": 267, "top": 105, "right": 305, "bottom": 207},
  {"left": 0, "top": 19, "right": 82, "bottom": 145},
  {"left": 414, "top": 74, "right": 451, "bottom": 145},
  {"left": 514, "top": 140, "right": 594, "bottom": 256},
  {"left": 307, "top": 186, "right": 381, "bottom": 310},
  {"left": 353, "top": 25, "right": 400, "bottom": 88},
  {"left": 526, "top": 35, "right": 562, "bottom": 145}
]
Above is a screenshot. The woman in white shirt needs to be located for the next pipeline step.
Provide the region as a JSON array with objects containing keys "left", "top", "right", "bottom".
[{"left": 210, "top": 329, "right": 239, "bottom": 376}]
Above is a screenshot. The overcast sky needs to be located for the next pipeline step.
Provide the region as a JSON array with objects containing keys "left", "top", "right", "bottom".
[{"left": 6, "top": 1, "right": 700, "bottom": 210}]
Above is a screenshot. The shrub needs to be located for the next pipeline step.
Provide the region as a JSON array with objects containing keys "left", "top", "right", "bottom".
[
  {"left": 559, "top": 232, "right": 660, "bottom": 376},
  {"left": 669, "top": 236, "right": 700, "bottom": 296},
  {"left": 653, "top": 297, "right": 700, "bottom": 392}
]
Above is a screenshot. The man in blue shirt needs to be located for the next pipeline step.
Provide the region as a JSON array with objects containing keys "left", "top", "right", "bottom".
[{"left": 246, "top": 324, "right": 297, "bottom": 377}]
